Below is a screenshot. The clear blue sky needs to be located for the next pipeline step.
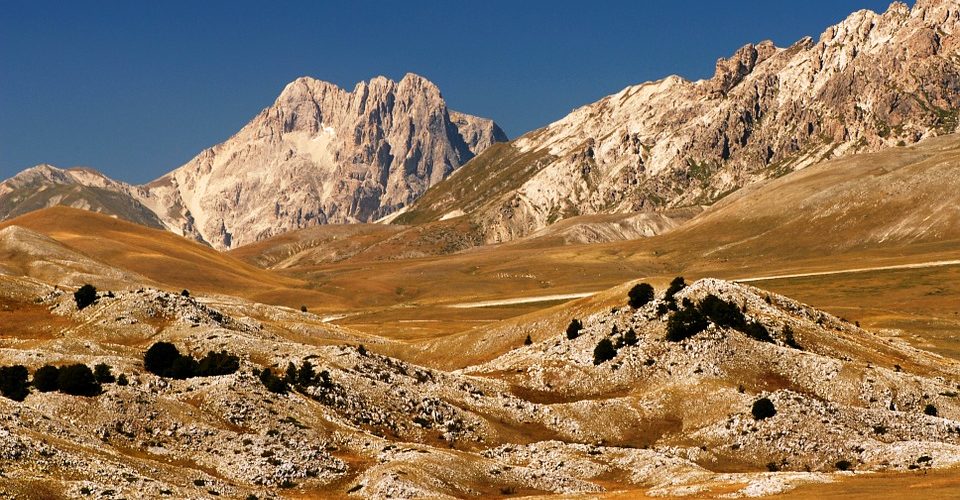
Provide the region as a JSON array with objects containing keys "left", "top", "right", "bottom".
[{"left": 0, "top": 0, "right": 899, "bottom": 183}]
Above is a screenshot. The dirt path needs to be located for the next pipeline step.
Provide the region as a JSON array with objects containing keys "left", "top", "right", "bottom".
[
  {"left": 447, "top": 292, "right": 596, "bottom": 309},
  {"left": 733, "top": 259, "right": 960, "bottom": 283}
]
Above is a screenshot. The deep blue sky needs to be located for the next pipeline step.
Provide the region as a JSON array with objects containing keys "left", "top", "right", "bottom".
[{"left": 1, "top": 0, "right": 899, "bottom": 183}]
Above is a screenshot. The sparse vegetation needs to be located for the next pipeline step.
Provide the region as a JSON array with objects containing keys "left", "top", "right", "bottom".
[
  {"left": 593, "top": 338, "right": 617, "bottom": 365},
  {"left": 33, "top": 365, "right": 60, "bottom": 392},
  {"left": 144, "top": 342, "right": 239, "bottom": 379},
  {"left": 628, "top": 283, "right": 655, "bottom": 309},
  {"left": 751, "top": 397, "right": 777, "bottom": 420},
  {"left": 566, "top": 319, "right": 583, "bottom": 340},
  {"left": 57, "top": 364, "right": 101, "bottom": 397},
  {"left": 0, "top": 365, "right": 30, "bottom": 401},
  {"left": 74, "top": 284, "right": 98, "bottom": 310}
]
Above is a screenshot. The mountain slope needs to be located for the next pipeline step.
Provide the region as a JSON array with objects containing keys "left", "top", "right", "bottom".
[
  {"left": 0, "top": 165, "right": 164, "bottom": 229},
  {"left": 400, "top": 0, "right": 960, "bottom": 243}
]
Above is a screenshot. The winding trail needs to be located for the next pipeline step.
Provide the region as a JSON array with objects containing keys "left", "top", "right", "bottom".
[{"left": 444, "top": 258, "right": 960, "bottom": 309}]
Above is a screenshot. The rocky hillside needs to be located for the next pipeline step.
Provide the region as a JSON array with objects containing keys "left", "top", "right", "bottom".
[
  {"left": 399, "top": 0, "right": 960, "bottom": 243},
  {"left": 0, "top": 74, "right": 506, "bottom": 249},
  {"left": 2, "top": 272, "right": 960, "bottom": 498},
  {"left": 0, "top": 165, "right": 164, "bottom": 230}
]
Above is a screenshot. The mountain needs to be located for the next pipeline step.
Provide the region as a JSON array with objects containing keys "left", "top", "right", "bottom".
[
  {"left": 0, "top": 165, "right": 165, "bottom": 229},
  {"left": 398, "top": 0, "right": 960, "bottom": 243},
  {"left": 0, "top": 74, "right": 506, "bottom": 249}
]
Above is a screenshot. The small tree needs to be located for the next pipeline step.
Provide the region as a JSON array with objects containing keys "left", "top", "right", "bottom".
[
  {"left": 751, "top": 397, "right": 777, "bottom": 420},
  {"left": 57, "top": 364, "right": 101, "bottom": 396},
  {"left": 285, "top": 362, "right": 298, "bottom": 384},
  {"left": 297, "top": 360, "right": 316, "bottom": 387},
  {"left": 924, "top": 404, "right": 939, "bottom": 417},
  {"left": 144, "top": 342, "right": 182, "bottom": 377},
  {"left": 33, "top": 365, "right": 60, "bottom": 392},
  {"left": 566, "top": 319, "right": 583, "bottom": 340},
  {"left": 523, "top": 334, "right": 533, "bottom": 346},
  {"left": 0, "top": 365, "right": 30, "bottom": 401},
  {"left": 300, "top": 305, "right": 308, "bottom": 313},
  {"left": 180, "top": 289, "right": 190, "bottom": 297},
  {"left": 593, "top": 338, "right": 617, "bottom": 365},
  {"left": 699, "top": 294, "right": 746, "bottom": 329},
  {"left": 259, "top": 368, "right": 288, "bottom": 394},
  {"left": 74, "top": 284, "right": 98, "bottom": 310},
  {"left": 783, "top": 325, "right": 802, "bottom": 350},
  {"left": 116, "top": 374, "right": 129, "bottom": 386},
  {"left": 197, "top": 350, "right": 239, "bottom": 377},
  {"left": 665, "top": 276, "right": 686, "bottom": 300},
  {"left": 623, "top": 328, "right": 638, "bottom": 346},
  {"left": 93, "top": 363, "right": 116, "bottom": 384},
  {"left": 666, "top": 306, "right": 708, "bottom": 342},
  {"left": 628, "top": 283, "right": 655, "bottom": 309},
  {"left": 169, "top": 356, "right": 199, "bottom": 380},
  {"left": 835, "top": 460, "right": 852, "bottom": 471}
]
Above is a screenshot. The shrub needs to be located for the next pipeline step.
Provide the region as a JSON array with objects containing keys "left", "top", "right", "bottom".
[
  {"left": 623, "top": 328, "right": 638, "bottom": 346},
  {"left": 297, "top": 360, "right": 316, "bottom": 387},
  {"left": 93, "top": 363, "right": 115, "bottom": 384},
  {"left": 300, "top": 305, "right": 307, "bottom": 313},
  {"left": 924, "top": 404, "right": 939, "bottom": 417},
  {"left": 259, "top": 368, "right": 288, "bottom": 394},
  {"left": 835, "top": 460, "right": 852, "bottom": 471},
  {"left": 74, "top": 284, "right": 98, "bottom": 310},
  {"left": 593, "top": 338, "right": 617, "bottom": 365},
  {"left": 665, "top": 277, "right": 686, "bottom": 300},
  {"left": 751, "top": 397, "right": 777, "bottom": 420},
  {"left": 357, "top": 345, "right": 367, "bottom": 356},
  {"left": 628, "top": 283, "right": 655, "bottom": 309},
  {"left": 783, "top": 325, "right": 802, "bottom": 350},
  {"left": 57, "top": 364, "right": 101, "bottom": 396},
  {"left": 117, "top": 374, "right": 129, "bottom": 386},
  {"left": 566, "top": 319, "right": 583, "bottom": 340},
  {"left": 285, "top": 362, "right": 298, "bottom": 384},
  {"left": 0, "top": 365, "right": 30, "bottom": 401},
  {"left": 699, "top": 295, "right": 746, "bottom": 329},
  {"left": 197, "top": 351, "right": 239, "bottom": 377},
  {"left": 144, "top": 342, "right": 182, "bottom": 377},
  {"left": 169, "top": 356, "right": 199, "bottom": 380},
  {"left": 523, "top": 334, "right": 532, "bottom": 346},
  {"left": 33, "top": 365, "right": 60, "bottom": 392},
  {"left": 666, "top": 306, "right": 708, "bottom": 342},
  {"left": 742, "top": 321, "right": 774, "bottom": 343},
  {"left": 181, "top": 289, "right": 190, "bottom": 297}
]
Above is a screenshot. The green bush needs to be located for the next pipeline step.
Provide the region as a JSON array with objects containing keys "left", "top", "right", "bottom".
[
  {"left": 57, "top": 364, "right": 101, "bottom": 396},
  {"left": 197, "top": 351, "right": 239, "bottom": 377},
  {"left": 285, "top": 362, "right": 298, "bottom": 384},
  {"left": 169, "top": 356, "right": 199, "bottom": 380},
  {"left": 93, "top": 363, "right": 115, "bottom": 384},
  {"left": 74, "top": 284, "right": 98, "bottom": 310},
  {"left": 699, "top": 294, "right": 746, "bottom": 329},
  {"left": 0, "top": 365, "right": 30, "bottom": 401},
  {"left": 117, "top": 374, "right": 129, "bottom": 386},
  {"left": 924, "top": 404, "right": 939, "bottom": 417},
  {"left": 628, "top": 283, "right": 655, "bottom": 309},
  {"left": 751, "top": 397, "right": 777, "bottom": 420},
  {"left": 666, "top": 306, "right": 708, "bottom": 342},
  {"left": 523, "top": 334, "right": 533, "bottom": 346},
  {"left": 259, "top": 368, "right": 289, "bottom": 394},
  {"left": 593, "top": 338, "right": 617, "bottom": 365},
  {"left": 33, "top": 365, "right": 60, "bottom": 392},
  {"left": 622, "top": 328, "right": 638, "bottom": 346},
  {"left": 835, "top": 460, "right": 852, "bottom": 471},
  {"left": 665, "top": 277, "right": 686, "bottom": 300},
  {"left": 742, "top": 321, "right": 774, "bottom": 343},
  {"left": 297, "top": 360, "right": 316, "bottom": 387},
  {"left": 144, "top": 342, "right": 182, "bottom": 377},
  {"left": 566, "top": 319, "right": 583, "bottom": 340}
]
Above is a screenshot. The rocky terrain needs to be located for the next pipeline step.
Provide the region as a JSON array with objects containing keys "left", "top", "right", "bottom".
[
  {"left": 0, "top": 74, "right": 506, "bottom": 249},
  {"left": 400, "top": 0, "right": 960, "bottom": 243},
  {"left": 2, "top": 264, "right": 960, "bottom": 498}
]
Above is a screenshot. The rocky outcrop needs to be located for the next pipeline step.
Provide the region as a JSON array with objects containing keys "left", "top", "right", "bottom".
[{"left": 402, "top": 0, "right": 960, "bottom": 243}]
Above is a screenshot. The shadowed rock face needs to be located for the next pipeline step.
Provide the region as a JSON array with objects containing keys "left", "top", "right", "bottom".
[
  {"left": 0, "top": 74, "right": 506, "bottom": 249},
  {"left": 404, "top": 0, "right": 960, "bottom": 243}
]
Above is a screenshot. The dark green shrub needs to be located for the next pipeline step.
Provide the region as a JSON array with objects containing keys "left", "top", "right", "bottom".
[
  {"left": 742, "top": 321, "right": 774, "bottom": 343},
  {"left": 666, "top": 306, "right": 708, "bottom": 342},
  {"left": 300, "top": 305, "right": 307, "bottom": 313},
  {"left": 0, "top": 365, "right": 30, "bottom": 401},
  {"left": 74, "top": 284, "right": 98, "bottom": 310},
  {"left": 783, "top": 325, "right": 802, "bottom": 350},
  {"left": 285, "top": 362, "right": 298, "bottom": 384},
  {"left": 665, "top": 277, "right": 686, "bottom": 300},
  {"left": 357, "top": 344, "right": 367, "bottom": 356},
  {"left": 169, "top": 356, "right": 199, "bottom": 380},
  {"left": 628, "top": 283, "right": 655, "bottom": 309},
  {"left": 197, "top": 351, "right": 239, "bottom": 377},
  {"left": 57, "top": 364, "right": 101, "bottom": 396},
  {"left": 924, "top": 404, "right": 939, "bottom": 417},
  {"left": 835, "top": 460, "right": 852, "bottom": 471},
  {"left": 623, "top": 328, "right": 638, "bottom": 346},
  {"left": 751, "top": 397, "right": 776, "bottom": 420},
  {"left": 523, "top": 334, "right": 532, "bottom": 346},
  {"left": 566, "top": 319, "right": 583, "bottom": 340},
  {"left": 259, "top": 368, "right": 288, "bottom": 394},
  {"left": 144, "top": 342, "right": 181, "bottom": 377},
  {"left": 699, "top": 294, "right": 746, "bottom": 329},
  {"left": 181, "top": 289, "right": 190, "bottom": 297},
  {"left": 93, "top": 363, "right": 115, "bottom": 384},
  {"left": 297, "top": 360, "right": 316, "bottom": 387},
  {"left": 593, "top": 338, "right": 617, "bottom": 365},
  {"left": 117, "top": 374, "right": 129, "bottom": 386},
  {"left": 33, "top": 365, "right": 60, "bottom": 392}
]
